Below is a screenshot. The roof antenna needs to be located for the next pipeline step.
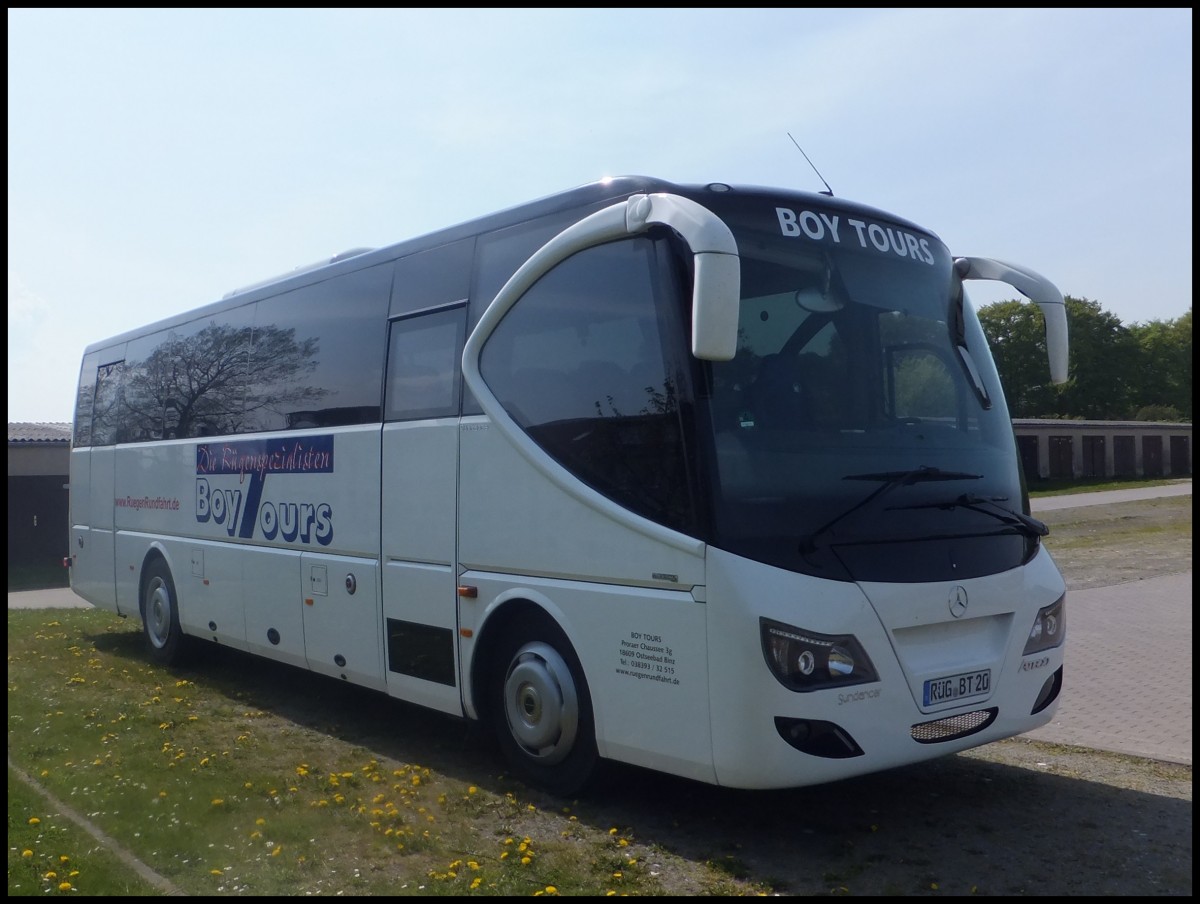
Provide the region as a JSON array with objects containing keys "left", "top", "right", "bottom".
[{"left": 788, "top": 133, "right": 834, "bottom": 196}]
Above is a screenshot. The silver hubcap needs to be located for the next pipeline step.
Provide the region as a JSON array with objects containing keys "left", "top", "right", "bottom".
[
  {"left": 503, "top": 642, "right": 578, "bottom": 764},
  {"left": 145, "top": 577, "right": 172, "bottom": 649}
]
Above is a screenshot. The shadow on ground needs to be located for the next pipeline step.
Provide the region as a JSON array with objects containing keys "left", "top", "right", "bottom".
[{"left": 86, "top": 625, "right": 1193, "bottom": 896}]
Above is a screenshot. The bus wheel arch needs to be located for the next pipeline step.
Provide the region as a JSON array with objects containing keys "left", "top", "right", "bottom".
[
  {"left": 475, "top": 600, "right": 599, "bottom": 795},
  {"left": 139, "top": 552, "right": 189, "bottom": 667}
]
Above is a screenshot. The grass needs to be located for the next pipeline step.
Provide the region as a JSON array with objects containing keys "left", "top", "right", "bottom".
[
  {"left": 6, "top": 609, "right": 758, "bottom": 897},
  {"left": 1025, "top": 475, "right": 1190, "bottom": 497},
  {"left": 1036, "top": 495, "right": 1192, "bottom": 589},
  {"left": 7, "top": 769, "right": 162, "bottom": 896}
]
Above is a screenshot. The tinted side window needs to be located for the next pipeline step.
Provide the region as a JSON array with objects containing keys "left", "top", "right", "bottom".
[
  {"left": 465, "top": 208, "right": 593, "bottom": 415},
  {"left": 390, "top": 238, "right": 474, "bottom": 317},
  {"left": 243, "top": 264, "right": 392, "bottom": 432},
  {"left": 120, "top": 304, "right": 256, "bottom": 441},
  {"left": 479, "top": 237, "right": 698, "bottom": 534},
  {"left": 384, "top": 305, "right": 466, "bottom": 421},
  {"left": 73, "top": 351, "right": 101, "bottom": 447},
  {"left": 90, "top": 359, "right": 126, "bottom": 446}
]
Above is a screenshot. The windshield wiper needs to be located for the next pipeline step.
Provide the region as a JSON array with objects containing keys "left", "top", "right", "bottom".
[
  {"left": 799, "top": 466, "right": 983, "bottom": 555},
  {"left": 889, "top": 492, "right": 1049, "bottom": 538}
]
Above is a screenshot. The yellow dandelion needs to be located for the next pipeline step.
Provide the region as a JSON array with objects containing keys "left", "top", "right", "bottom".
[
  {"left": 272, "top": 846, "right": 282, "bottom": 857},
  {"left": 59, "top": 855, "right": 69, "bottom": 863},
  {"left": 470, "top": 877, "right": 482, "bottom": 890},
  {"left": 211, "top": 799, "right": 224, "bottom": 806},
  {"left": 608, "top": 827, "right": 618, "bottom": 835},
  {"left": 28, "top": 817, "right": 41, "bottom": 825},
  {"left": 613, "top": 872, "right": 623, "bottom": 879},
  {"left": 255, "top": 817, "right": 266, "bottom": 825},
  {"left": 546, "top": 886, "right": 558, "bottom": 894},
  {"left": 45, "top": 871, "right": 57, "bottom": 880},
  {"left": 21, "top": 850, "right": 33, "bottom": 859},
  {"left": 617, "top": 839, "right": 629, "bottom": 847},
  {"left": 520, "top": 856, "right": 532, "bottom": 866},
  {"left": 468, "top": 785, "right": 478, "bottom": 794},
  {"left": 59, "top": 882, "right": 73, "bottom": 891},
  {"left": 210, "top": 869, "right": 222, "bottom": 876}
]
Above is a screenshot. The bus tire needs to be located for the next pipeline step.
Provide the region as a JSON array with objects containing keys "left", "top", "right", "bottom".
[
  {"left": 141, "top": 558, "right": 188, "bottom": 666},
  {"left": 490, "top": 618, "right": 598, "bottom": 796}
]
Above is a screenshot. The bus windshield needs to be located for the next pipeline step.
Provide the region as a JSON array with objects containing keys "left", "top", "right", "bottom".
[{"left": 701, "top": 197, "right": 1029, "bottom": 583}]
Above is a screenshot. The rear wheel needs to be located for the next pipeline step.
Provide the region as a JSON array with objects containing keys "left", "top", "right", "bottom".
[
  {"left": 490, "top": 618, "right": 598, "bottom": 795},
  {"left": 141, "top": 558, "right": 187, "bottom": 666}
]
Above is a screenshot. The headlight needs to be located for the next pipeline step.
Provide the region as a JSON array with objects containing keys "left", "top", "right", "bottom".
[
  {"left": 1022, "top": 594, "right": 1066, "bottom": 655},
  {"left": 760, "top": 618, "right": 879, "bottom": 692}
]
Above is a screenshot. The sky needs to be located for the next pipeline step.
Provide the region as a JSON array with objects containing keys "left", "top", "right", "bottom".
[{"left": 8, "top": 8, "right": 1193, "bottom": 423}]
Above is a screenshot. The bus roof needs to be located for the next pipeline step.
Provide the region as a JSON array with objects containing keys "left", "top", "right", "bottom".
[{"left": 81, "top": 175, "right": 932, "bottom": 356}]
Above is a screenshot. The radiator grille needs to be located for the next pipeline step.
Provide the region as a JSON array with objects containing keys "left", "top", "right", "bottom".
[{"left": 911, "top": 708, "right": 997, "bottom": 744}]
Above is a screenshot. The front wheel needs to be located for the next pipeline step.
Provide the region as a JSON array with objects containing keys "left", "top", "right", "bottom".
[
  {"left": 141, "top": 558, "right": 188, "bottom": 666},
  {"left": 490, "top": 620, "right": 598, "bottom": 796}
]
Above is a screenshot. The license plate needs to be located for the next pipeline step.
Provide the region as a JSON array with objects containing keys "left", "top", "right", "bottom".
[{"left": 923, "top": 668, "right": 991, "bottom": 706}]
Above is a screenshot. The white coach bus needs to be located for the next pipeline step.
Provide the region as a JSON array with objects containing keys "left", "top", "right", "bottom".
[{"left": 68, "top": 176, "right": 1069, "bottom": 794}]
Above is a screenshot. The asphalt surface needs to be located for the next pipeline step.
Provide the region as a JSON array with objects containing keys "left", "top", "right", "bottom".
[{"left": 10, "top": 481, "right": 1192, "bottom": 767}]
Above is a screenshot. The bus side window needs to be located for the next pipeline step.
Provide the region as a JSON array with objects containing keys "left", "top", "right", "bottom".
[
  {"left": 384, "top": 305, "right": 466, "bottom": 421},
  {"left": 90, "top": 360, "right": 126, "bottom": 446},
  {"left": 73, "top": 352, "right": 101, "bottom": 447}
]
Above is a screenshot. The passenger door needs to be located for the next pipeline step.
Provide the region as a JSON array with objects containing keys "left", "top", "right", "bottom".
[{"left": 380, "top": 241, "right": 473, "bottom": 714}]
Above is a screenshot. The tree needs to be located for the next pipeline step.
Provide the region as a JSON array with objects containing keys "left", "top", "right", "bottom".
[
  {"left": 1128, "top": 308, "right": 1192, "bottom": 420},
  {"left": 978, "top": 297, "right": 1142, "bottom": 419},
  {"left": 976, "top": 299, "right": 1060, "bottom": 416},
  {"left": 1052, "top": 298, "right": 1141, "bottom": 419}
]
